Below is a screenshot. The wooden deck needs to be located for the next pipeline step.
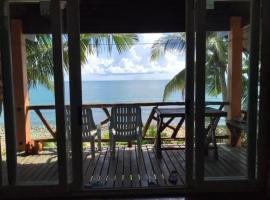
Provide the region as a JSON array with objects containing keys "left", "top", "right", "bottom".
[{"left": 2, "top": 144, "right": 247, "bottom": 187}]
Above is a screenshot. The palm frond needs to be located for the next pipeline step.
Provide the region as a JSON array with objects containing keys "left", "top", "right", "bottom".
[
  {"left": 150, "top": 33, "right": 186, "bottom": 61},
  {"left": 25, "top": 34, "right": 138, "bottom": 90},
  {"left": 163, "top": 69, "right": 186, "bottom": 101}
]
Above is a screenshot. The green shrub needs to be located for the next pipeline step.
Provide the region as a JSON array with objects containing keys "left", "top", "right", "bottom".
[
  {"left": 43, "top": 142, "right": 56, "bottom": 149},
  {"left": 147, "top": 125, "right": 157, "bottom": 137}
]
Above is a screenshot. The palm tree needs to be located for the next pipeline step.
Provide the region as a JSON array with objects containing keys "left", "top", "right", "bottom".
[
  {"left": 0, "top": 34, "right": 138, "bottom": 113},
  {"left": 150, "top": 32, "right": 228, "bottom": 101}
]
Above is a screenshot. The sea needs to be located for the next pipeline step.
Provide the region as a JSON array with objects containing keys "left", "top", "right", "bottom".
[{"left": 0, "top": 80, "right": 222, "bottom": 127}]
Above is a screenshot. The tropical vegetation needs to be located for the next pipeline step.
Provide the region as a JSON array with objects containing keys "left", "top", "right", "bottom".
[
  {"left": 150, "top": 32, "right": 248, "bottom": 107},
  {"left": 26, "top": 34, "right": 138, "bottom": 89},
  {"left": 0, "top": 34, "right": 138, "bottom": 114}
]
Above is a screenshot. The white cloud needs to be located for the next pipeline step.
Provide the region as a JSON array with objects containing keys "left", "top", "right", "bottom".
[
  {"left": 141, "top": 33, "right": 164, "bottom": 43},
  {"left": 78, "top": 33, "right": 185, "bottom": 80},
  {"left": 140, "top": 33, "right": 164, "bottom": 49},
  {"left": 129, "top": 47, "right": 142, "bottom": 62}
]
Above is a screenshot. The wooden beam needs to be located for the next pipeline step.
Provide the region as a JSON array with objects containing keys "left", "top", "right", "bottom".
[
  {"left": 247, "top": 0, "right": 260, "bottom": 181},
  {"left": 257, "top": 0, "right": 270, "bottom": 187},
  {"left": 0, "top": 0, "right": 17, "bottom": 185},
  {"left": 227, "top": 17, "right": 243, "bottom": 146},
  {"left": 195, "top": 0, "right": 206, "bottom": 182},
  {"left": 9, "top": 1, "right": 251, "bottom": 34},
  {"left": 185, "top": 0, "right": 195, "bottom": 185},
  {"left": 50, "top": 0, "right": 68, "bottom": 187},
  {"left": 28, "top": 101, "right": 228, "bottom": 110},
  {"left": 10, "top": 20, "right": 31, "bottom": 151},
  {"left": 67, "top": 0, "right": 83, "bottom": 189},
  {"left": 34, "top": 109, "right": 56, "bottom": 138}
]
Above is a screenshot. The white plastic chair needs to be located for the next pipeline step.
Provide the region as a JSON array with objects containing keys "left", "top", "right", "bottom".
[
  {"left": 65, "top": 107, "right": 101, "bottom": 158},
  {"left": 109, "top": 106, "right": 143, "bottom": 157}
]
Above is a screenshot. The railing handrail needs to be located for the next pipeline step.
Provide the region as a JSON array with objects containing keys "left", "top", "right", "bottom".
[
  {"left": 27, "top": 101, "right": 229, "bottom": 140},
  {"left": 28, "top": 101, "right": 229, "bottom": 110}
]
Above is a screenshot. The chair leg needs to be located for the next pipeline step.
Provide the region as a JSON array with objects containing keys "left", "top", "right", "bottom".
[
  {"left": 110, "top": 136, "right": 113, "bottom": 152},
  {"left": 97, "top": 129, "right": 102, "bottom": 151},
  {"left": 137, "top": 137, "right": 142, "bottom": 157},
  {"left": 212, "top": 129, "right": 218, "bottom": 159},
  {"left": 90, "top": 139, "right": 95, "bottom": 158},
  {"left": 111, "top": 140, "right": 116, "bottom": 158},
  {"left": 110, "top": 137, "right": 115, "bottom": 158}
]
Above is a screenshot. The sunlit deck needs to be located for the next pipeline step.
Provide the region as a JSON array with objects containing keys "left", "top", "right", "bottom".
[{"left": 2, "top": 144, "right": 247, "bottom": 188}]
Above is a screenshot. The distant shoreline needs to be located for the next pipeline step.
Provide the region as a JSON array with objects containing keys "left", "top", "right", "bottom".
[{"left": 63, "top": 79, "right": 171, "bottom": 82}]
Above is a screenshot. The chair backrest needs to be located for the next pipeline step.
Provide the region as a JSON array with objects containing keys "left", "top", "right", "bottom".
[
  {"left": 65, "top": 107, "right": 97, "bottom": 138},
  {"left": 110, "top": 106, "right": 142, "bottom": 140}
]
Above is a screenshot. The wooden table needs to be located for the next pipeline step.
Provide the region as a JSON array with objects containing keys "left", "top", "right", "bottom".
[{"left": 154, "top": 107, "right": 227, "bottom": 159}]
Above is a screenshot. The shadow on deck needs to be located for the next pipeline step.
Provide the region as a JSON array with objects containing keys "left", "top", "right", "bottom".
[{"left": 1, "top": 144, "right": 247, "bottom": 188}]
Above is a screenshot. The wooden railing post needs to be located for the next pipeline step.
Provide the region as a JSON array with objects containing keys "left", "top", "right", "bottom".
[
  {"left": 0, "top": 0, "right": 17, "bottom": 185},
  {"left": 227, "top": 17, "right": 243, "bottom": 146},
  {"left": 10, "top": 20, "right": 31, "bottom": 151}
]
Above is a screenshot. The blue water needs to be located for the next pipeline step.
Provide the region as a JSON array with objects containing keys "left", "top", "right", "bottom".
[{"left": 0, "top": 80, "right": 222, "bottom": 126}]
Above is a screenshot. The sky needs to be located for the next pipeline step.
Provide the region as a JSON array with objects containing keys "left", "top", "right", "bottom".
[{"left": 66, "top": 33, "right": 186, "bottom": 81}]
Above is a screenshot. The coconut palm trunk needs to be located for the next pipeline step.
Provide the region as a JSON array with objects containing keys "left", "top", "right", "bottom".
[{"left": 219, "top": 67, "right": 228, "bottom": 102}]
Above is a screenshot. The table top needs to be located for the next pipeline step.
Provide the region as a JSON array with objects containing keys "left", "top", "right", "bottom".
[{"left": 154, "top": 107, "right": 227, "bottom": 118}]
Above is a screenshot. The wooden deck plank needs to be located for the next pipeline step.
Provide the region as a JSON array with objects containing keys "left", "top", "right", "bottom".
[
  {"left": 130, "top": 146, "right": 140, "bottom": 188},
  {"left": 136, "top": 146, "right": 148, "bottom": 187},
  {"left": 146, "top": 146, "right": 166, "bottom": 186},
  {"left": 123, "top": 147, "right": 132, "bottom": 188},
  {"left": 17, "top": 155, "right": 39, "bottom": 182},
  {"left": 162, "top": 151, "right": 184, "bottom": 185},
  {"left": 204, "top": 155, "right": 230, "bottom": 177},
  {"left": 105, "top": 147, "right": 119, "bottom": 188},
  {"left": 142, "top": 146, "right": 157, "bottom": 186},
  {"left": 84, "top": 151, "right": 100, "bottom": 185},
  {"left": 220, "top": 145, "right": 247, "bottom": 166},
  {"left": 150, "top": 148, "right": 174, "bottom": 186},
  {"left": 217, "top": 146, "right": 247, "bottom": 173},
  {"left": 18, "top": 154, "right": 55, "bottom": 182},
  {"left": 18, "top": 155, "right": 42, "bottom": 182},
  {"left": 24, "top": 154, "right": 55, "bottom": 182},
  {"left": 165, "top": 150, "right": 185, "bottom": 184},
  {"left": 28, "top": 154, "right": 57, "bottom": 182},
  {"left": 83, "top": 151, "right": 93, "bottom": 183},
  {"left": 218, "top": 148, "right": 246, "bottom": 176},
  {"left": 171, "top": 149, "right": 186, "bottom": 184},
  {"left": 13, "top": 144, "right": 248, "bottom": 188},
  {"left": 90, "top": 148, "right": 107, "bottom": 187},
  {"left": 42, "top": 155, "right": 58, "bottom": 181},
  {"left": 115, "top": 147, "right": 124, "bottom": 188},
  {"left": 99, "top": 147, "right": 111, "bottom": 186},
  {"left": 31, "top": 154, "right": 57, "bottom": 182}
]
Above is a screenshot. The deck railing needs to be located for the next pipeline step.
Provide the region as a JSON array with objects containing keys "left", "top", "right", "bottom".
[{"left": 27, "top": 101, "right": 229, "bottom": 142}]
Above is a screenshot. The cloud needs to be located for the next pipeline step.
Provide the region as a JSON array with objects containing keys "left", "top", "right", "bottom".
[
  {"left": 79, "top": 33, "right": 185, "bottom": 80},
  {"left": 140, "top": 33, "right": 164, "bottom": 49},
  {"left": 141, "top": 33, "right": 164, "bottom": 43},
  {"left": 129, "top": 47, "right": 142, "bottom": 62}
]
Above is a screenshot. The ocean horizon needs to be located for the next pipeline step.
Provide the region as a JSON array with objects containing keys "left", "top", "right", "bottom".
[{"left": 0, "top": 80, "right": 222, "bottom": 126}]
